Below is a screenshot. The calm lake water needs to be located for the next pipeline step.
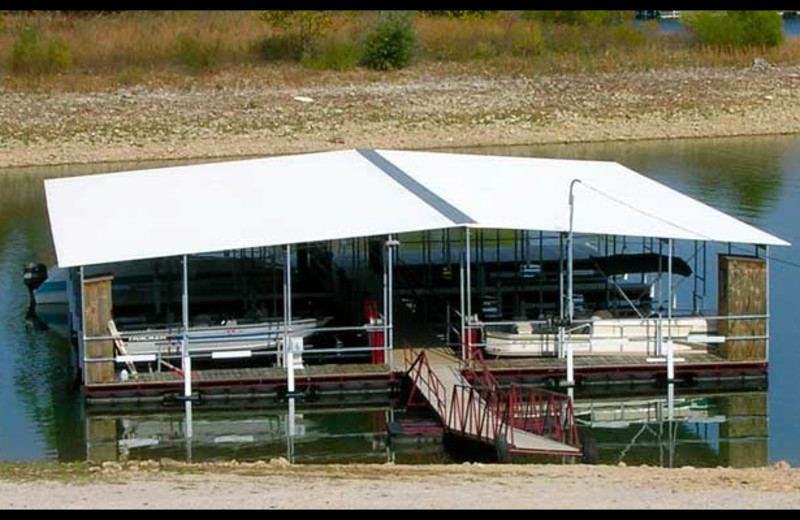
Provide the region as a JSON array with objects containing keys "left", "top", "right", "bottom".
[{"left": 1, "top": 135, "right": 798, "bottom": 467}]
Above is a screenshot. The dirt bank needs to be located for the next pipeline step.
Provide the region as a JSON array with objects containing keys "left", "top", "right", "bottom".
[
  {"left": 1, "top": 460, "right": 799, "bottom": 509},
  {"left": 1, "top": 62, "right": 800, "bottom": 169}
]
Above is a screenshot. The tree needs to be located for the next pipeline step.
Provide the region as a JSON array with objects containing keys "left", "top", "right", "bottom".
[{"left": 260, "top": 10, "right": 335, "bottom": 53}]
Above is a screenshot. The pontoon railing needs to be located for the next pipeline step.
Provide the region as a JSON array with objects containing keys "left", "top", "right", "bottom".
[{"left": 459, "top": 313, "right": 769, "bottom": 357}]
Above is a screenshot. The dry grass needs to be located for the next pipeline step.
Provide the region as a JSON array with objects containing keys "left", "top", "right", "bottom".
[
  {"left": 2, "top": 11, "right": 800, "bottom": 92},
  {"left": 0, "top": 11, "right": 268, "bottom": 72}
]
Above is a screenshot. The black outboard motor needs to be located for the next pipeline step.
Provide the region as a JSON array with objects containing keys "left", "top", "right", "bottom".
[{"left": 23, "top": 262, "right": 48, "bottom": 307}]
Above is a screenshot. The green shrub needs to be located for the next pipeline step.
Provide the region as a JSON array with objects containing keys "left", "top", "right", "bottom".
[
  {"left": 510, "top": 24, "right": 545, "bottom": 56},
  {"left": 9, "top": 27, "right": 73, "bottom": 75},
  {"left": 361, "top": 11, "right": 417, "bottom": 70},
  {"left": 176, "top": 32, "right": 221, "bottom": 72},
  {"left": 683, "top": 10, "right": 783, "bottom": 48},
  {"left": 302, "top": 40, "right": 361, "bottom": 70},
  {"left": 257, "top": 34, "right": 304, "bottom": 62}
]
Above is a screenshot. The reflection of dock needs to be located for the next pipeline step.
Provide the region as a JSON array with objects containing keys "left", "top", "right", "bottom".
[
  {"left": 86, "top": 404, "right": 394, "bottom": 464},
  {"left": 575, "top": 391, "right": 768, "bottom": 468}
]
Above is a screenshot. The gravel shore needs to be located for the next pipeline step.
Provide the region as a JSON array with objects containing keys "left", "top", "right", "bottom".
[
  {"left": 1, "top": 62, "right": 800, "bottom": 168},
  {"left": 2, "top": 461, "right": 799, "bottom": 509}
]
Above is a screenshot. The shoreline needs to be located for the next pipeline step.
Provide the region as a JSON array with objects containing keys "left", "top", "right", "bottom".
[
  {"left": 1, "top": 460, "right": 799, "bottom": 509},
  {"left": 2, "top": 63, "right": 800, "bottom": 169}
]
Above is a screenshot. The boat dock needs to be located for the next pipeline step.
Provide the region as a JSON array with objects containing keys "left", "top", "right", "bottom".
[{"left": 39, "top": 149, "right": 786, "bottom": 434}]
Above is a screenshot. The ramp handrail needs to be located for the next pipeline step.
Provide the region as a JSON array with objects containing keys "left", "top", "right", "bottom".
[
  {"left": 448, "top": 383, "right": 511, "bottom": 446},
  {"left": 405, "top": 349, "right": 447, "bottom": 420},
  {"left": 506, "top": 385, "right": 581, "bottom": 449},
  {"left": 460, "top": 347, "right": 499, "bottom": 394}
]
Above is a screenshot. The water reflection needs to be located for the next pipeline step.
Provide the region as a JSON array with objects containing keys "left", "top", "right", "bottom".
[
  {"left": 577, "top": 389, "right": 768, "bottom": 468},
  {"left": 84, "top": 401, "right": 401, "bottom": 464},
  {"left": 75, "top": 386, "right": 771, "bottom": 468}
]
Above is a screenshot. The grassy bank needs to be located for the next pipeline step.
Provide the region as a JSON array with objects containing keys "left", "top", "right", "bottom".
[{"left": 1, "top": 11, "right": 799, "bottom": 91}]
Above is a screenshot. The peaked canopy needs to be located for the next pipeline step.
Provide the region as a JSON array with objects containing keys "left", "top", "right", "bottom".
[{"left": 45, "top": 149, "right": 788, "bottom": 268}]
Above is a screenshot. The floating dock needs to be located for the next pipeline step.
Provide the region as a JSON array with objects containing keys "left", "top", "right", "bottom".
[{"left": 39, "top": 149, "right": 787, "bottom": 414}]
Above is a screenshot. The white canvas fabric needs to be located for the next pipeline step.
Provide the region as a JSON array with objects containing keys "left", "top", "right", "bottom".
[{"left": 45, "top": 149, "right": 788, "bottom": 268}]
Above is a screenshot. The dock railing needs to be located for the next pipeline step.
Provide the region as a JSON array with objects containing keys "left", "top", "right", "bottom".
[
  {"left": 404, "top": 349, "right": 447, "bottom": 420},
  {"left": 466, "top": 313, "right": 769, "bottom": 358},
  {"left": 82, "top": 320, "right": 391, "bottom": 382}
]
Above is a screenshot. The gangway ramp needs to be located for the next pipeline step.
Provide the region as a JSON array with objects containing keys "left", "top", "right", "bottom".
[{"left": 402, "top": 348, "right": 582, "bottom": 457}]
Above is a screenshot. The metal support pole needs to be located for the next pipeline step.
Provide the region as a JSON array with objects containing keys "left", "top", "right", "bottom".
[
  {"left": 382, "top": 237, "right": 388, "bottom": 363},
  {"left": 182, "top": 254, "right": 192, "bottom": 398},
  {"left": 566, "top": 180, "right": 581, "bottom": 385},
  {"left": 558, "top": 233, "right": 565, "bottom": 359},
  {"left": 459, "top": 241, "right": 466, "bottom": 360},
  {"left": 567, "top": 180, "right": 581, "bottom": 324},
  {"left": 387, "top": 234, "right": 395, "bottom": 370},
  {"left": 656, "top": 240, "right": 663, "bottom": 357},
  {"left": 465, "top": 227, "right": 473, "bottom": 357},
  {"left": 667, "top": 239, "right": 674, "bottom": 382},
  {"left": 284, "top": 245, "right": 295, "bottom": 394}
]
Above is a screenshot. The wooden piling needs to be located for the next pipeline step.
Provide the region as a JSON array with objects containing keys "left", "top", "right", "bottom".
[
  {"left": 716, "top": 255, "right": 767, "bottom": 361},
  {"left": 83, "top": 275, "right": 116, "bottom": 385}
]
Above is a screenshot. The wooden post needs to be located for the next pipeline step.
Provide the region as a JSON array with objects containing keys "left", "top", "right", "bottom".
[
  {"left": 83, "top": 275, "right": 115, "bottom": 385},
  {"left": 717, "top": 255, "right": 767, "bottom": 361}
]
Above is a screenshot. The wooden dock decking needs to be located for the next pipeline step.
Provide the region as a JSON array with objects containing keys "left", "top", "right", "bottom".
[
  {"left": 403, "top": 348, "right": 582, "bottom": 456},
  {"left": 84, "top": 363, "right": 393, "bottom": 400},
  {"left": 481, "top": 351, "right": 767, "bottom": 381}
]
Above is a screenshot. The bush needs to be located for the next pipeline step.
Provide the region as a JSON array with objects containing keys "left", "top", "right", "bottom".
[
  {"left": 176, "top": 32, "right": 221, "bottom": 72},
  {"left": 510, "top": 24, "right": 545, "bottom": 57},
  {"left": 361, "top": 11, "right": 417, "bottom": 70},
  {"left": 9, "top": 27, "right": 73, "bottom": 75},
  {"left": 257, "top": 34, "right": 304, "bottom": 62},
  {"left": 302, "top": 40, "right": 361, "bottom": 71},
  {"left": 683, "top": 10, "right": 783, "bottom": 48}
]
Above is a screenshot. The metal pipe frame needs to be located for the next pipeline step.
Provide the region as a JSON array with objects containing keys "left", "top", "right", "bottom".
[
  {"left": 387, "top": 234, "right": 396, "bottom": 370},
  {"left": 284, "top": 244, "right": 294, "bottom": 393},
  {"left": 182, "top": 254, "right": 191, "bottom": 398},
  {"left": 667, "top": 239, "right": 674, "bottom": 382}
]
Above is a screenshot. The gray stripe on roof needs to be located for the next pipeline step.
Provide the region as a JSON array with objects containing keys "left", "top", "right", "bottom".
[{"left": 357, "top": 149, "right": 476, "bottom": 225}]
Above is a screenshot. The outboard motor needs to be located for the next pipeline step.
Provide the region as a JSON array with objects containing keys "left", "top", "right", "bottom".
[{"left": 23, "top": 263, "right": 48, "bottom": 307}]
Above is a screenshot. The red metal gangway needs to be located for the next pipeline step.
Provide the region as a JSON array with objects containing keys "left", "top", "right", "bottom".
[{"left": 404, "top": 347, "right": 582, "bottom": 457}]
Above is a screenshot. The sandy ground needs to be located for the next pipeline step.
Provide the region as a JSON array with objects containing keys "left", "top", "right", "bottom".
[
  {"left": 2, "top": 61, "right": 800, "bottom": 168},
  {"left": 1, "top": 461, "right": 800, "bottom": 509}
]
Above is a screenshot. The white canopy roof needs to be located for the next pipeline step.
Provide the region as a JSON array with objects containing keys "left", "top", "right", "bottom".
[{"left": 45, "top": 149, "right": 788, "bottom": 268}]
